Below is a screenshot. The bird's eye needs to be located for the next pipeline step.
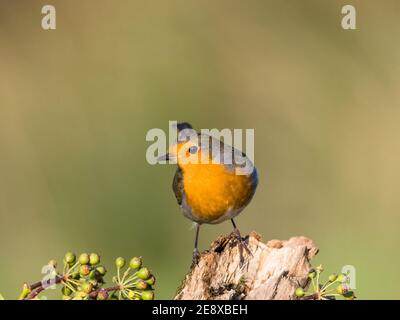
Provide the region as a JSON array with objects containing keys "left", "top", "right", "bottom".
[{"left": 189, "top": 146, "right": 198, "bottom": 154}]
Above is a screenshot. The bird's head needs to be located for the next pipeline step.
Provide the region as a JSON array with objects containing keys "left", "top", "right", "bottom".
[
  {"left": 160, "top": 137, "right": 212, "bottom": 168},
  {"left": 157, "top": 122, "right": 215, "bottom": 169}
]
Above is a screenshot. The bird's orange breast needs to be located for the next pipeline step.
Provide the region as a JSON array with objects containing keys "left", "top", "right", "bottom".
[{"left": 182, "top": 163, "right": 255, "bottom": 223}]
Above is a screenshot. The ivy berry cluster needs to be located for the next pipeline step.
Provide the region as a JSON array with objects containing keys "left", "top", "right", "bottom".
[
  {"left": 19, "top": 252, "right": 155, "bottom": 300},
  {"left": 295, "top": 265, "right": 355, "bottom": 300}
]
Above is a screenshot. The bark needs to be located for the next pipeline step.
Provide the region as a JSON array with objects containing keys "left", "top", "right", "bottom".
[{"left": 175, "top": 231, "right": 318, "bottom": 300}]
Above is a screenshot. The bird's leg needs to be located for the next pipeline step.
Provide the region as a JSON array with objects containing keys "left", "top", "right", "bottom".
[
  {"left": 192, "top": 223, "right": 201, "bottom": 266},
  {"left": 231, "top": 219, "right": 252, "bottom": 256}
]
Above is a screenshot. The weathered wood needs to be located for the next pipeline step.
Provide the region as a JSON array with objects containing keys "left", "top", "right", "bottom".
[{"left": 175, "top": 231, "right": 318, "bottom": 300}]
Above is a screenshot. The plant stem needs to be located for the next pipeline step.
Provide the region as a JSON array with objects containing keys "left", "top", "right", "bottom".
[
  {"left": 88, "top": 285, "right": 120, "bottom": 299},
  {"left": 25, "top": 275, "right": 63, "bottom": 300}
]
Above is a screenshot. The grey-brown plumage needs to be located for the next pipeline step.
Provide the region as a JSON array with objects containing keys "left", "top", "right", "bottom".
[{"left": 172, "top": 167, "right": 184, "bottom": 206}]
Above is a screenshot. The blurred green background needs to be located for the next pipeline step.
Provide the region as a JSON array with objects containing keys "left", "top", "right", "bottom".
[{"left": 1, "top": 0, "right": 400, "bottom": 299}]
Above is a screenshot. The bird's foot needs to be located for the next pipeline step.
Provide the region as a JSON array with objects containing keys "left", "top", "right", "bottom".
[
  {"left": 232, "top": 228, "right": 252, "bottom": 257},
  {"left": 191, "top": 248, "right": 200, "bottom": 267}
]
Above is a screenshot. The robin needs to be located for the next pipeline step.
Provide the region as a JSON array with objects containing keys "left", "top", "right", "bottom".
[{"left": 159, "top": 122, "right": 258, "bottom": 264}]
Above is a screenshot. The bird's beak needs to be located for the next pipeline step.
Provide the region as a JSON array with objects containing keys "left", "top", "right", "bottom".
[
  {"left": 157, "top": 153, "right": 170, "bottom": 162},
  {"left": 158, "top": 145, "right": 178, "bottom": 163}
]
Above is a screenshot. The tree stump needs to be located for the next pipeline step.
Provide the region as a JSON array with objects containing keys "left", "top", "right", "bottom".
[{"left": 175, "top": 231, "right": 318, "bottom": 300}]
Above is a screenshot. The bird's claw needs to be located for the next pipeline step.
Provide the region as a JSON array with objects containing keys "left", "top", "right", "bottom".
[
  {"left": 192, "top": 248, "right": 200, "bottom": 266},
  {"left": 232, "top": 228, "right": 253, "bottom": 257}
]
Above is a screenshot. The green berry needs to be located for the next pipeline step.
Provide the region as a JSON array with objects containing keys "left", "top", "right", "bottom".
[
  {"left": 308, "top": 271, "right": 316, "bottom": 279},
  {"left": 89, "top": 253, "right": 100, "bottom": 265},
  {"left": 64, "top": 252, "right": 76, "bottom": 265},
  {"left": 146, "top": 276, "right": 156, "bottom": 286},
  {"left": 337, "top": 273, "right": 347, "bottom": 282},
  {"left": 71, "top": 271, "right": 80, "bottom": 280},
  {"left": 336, "top": 284, "right": 349, "bottom": 295},
  {"left": 89, "top": 270, "right": 97, "bottom": 280},
  {"left": 141, "top": 291, "right": 154, "bottom": 300},
  {"left": 137, "top": 267, "right": 151, "bottom": 280},
  {"left": 295, "top": 287, "right": 305, "bottom": 298},
  {"left": 79, "top": 265, "right": 91, "bottom": 277},
  {"left": 115, "top": 257, "right": 126, "bottom": 269},
  {"left": 129, "top": 256, "right": 142, "bottom": 269},
  {"left": 19, "top": 283, "right": 31, "bottom": 300},
  {"left": 128, "top": 290, "right": 137, "bottom": 300},
  {"left": 96, "top": 266, "right": 106, "bottom": 276},
  {"left": 79, "top": 253, "right": 90, "bottom": 265},
  {"left": 97, "top": 289, "right": 109, "bottom": 300},
  {"left": 81, "top": 282, "right": 93, "bottom": 294},
  {"left": 328, "top": 273, "right": 338, "bottom": 282},
  {"left": 136, "top": 280, "right": 148, "bottom": 290},
  {"left": 61, "top": 286, "right": 72, "bottom": 296}
]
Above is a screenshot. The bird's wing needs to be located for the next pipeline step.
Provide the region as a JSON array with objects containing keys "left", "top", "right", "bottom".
[
  {"left": 172, "top": 167, "right": 184, "bottom": 206},
  {"left": 199, "top": 134, "right": 256, "bottom": 176}
]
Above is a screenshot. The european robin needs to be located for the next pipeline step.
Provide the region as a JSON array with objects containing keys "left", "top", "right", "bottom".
[{"left": 159, "top": 122, "right": 258, "bottom": 264}]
